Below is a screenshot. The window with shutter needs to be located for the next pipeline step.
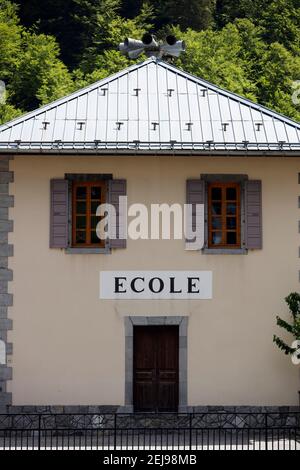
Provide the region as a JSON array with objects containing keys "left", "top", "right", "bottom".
[
  {"left": 50, "top": 175, "right": 127, "bottom": 253},
  {"left": 187, "top": 175, "right": 262, "bottom": 254}
]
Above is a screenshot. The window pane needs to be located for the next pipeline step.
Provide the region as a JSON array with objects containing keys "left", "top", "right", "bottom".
[
  {"left": 76, "top": 201, "right": 86, "bottom": 214},
  {"left": 226, "top": 203, "right": 236, "bottom": 215},
  {"left": 76, "top": 186, "right": 86, "bottom": 199},
  {"left": 91, "top": 201, "right": 100, "bottom": 215},
  {"left": 91, "top": 230, "right": 101, "bottom": 244},
  {"left": 91, "top": 186, "right": 101, "bottom": 200},
  {"left": 227, "top": 217, "right": 236, "bottom": 229},
  {"left": 76, "top": 231, "right": 86, "bottom": 244},
  {"left": 211, "top": 232, "right": 222, "bottom": 245},
  {"left": 76, "top": 216, "right": 86, "bottom": 229},
  {"left": 212, "top": 202, "right": 222, "bottom": 215},
  {"left": 91, "top": 216, "right": 99, "bottom": 230},
  {"left": 227, "top": 232, "right": 237, "bottom": 244},
  {"left": 226, "top": 187, "right": 236, "bottom": 200},
  {"left": 211, "top": 187, "right": 222, "bottom": 200},
  {"left": 212, "top": 217, "right": 222, "bottom": 230}
]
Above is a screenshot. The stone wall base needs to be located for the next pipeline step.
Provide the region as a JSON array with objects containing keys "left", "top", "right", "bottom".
[
  {"left": 0, "top": 405, "right": 299, "bottom": 414},
  {"left": 0, "top": 405, "right": 299, "bottom": 430}
]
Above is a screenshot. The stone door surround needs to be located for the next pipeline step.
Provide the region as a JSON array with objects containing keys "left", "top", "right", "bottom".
[{"left": 121, "top": 316, "right": 188, "bottom": 413}]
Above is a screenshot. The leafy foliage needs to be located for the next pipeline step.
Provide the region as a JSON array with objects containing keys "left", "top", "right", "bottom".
[
  {"left": 273, "top": 293, "right": 300, "bottom": 357},
  {"left": 0, "top": 0, "right": 300, "bottom": 124},
  {"left": 160, "top": 0, "right": 216, "bottom": 31}
]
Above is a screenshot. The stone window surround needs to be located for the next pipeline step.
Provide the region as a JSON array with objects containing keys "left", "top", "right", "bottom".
[
  {"left": 201, "top": 174, "right": 248, "bottom": 255},
  {"left": 120, "top": 316, "right": 188, "bottom": 413}
]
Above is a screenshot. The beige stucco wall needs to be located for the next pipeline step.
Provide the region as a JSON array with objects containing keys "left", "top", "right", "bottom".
[{"left": 7, "top": 155, "right": 300, "bottom": 406}]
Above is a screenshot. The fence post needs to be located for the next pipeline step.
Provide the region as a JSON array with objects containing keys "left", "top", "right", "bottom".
[
  {"left": 38, "top": 414, "right": 41, "bottom": 451},
  {"left": 265, "top": 413, "right": 268, "bottom": 451},
  {"left": 189, "top": 413, "right": 192, "bottom": 450},
  {"left": 114, "top": 414, "right": 117, "bottom": 450}
]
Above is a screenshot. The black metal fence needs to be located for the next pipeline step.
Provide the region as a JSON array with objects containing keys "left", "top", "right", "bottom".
[{"left": 0, "top": 412, "right": 299, "bottom": 450}]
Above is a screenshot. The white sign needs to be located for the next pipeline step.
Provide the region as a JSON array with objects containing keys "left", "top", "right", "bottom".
[{"left": 100, "top": 271, "right": 212, "bottom": 300}]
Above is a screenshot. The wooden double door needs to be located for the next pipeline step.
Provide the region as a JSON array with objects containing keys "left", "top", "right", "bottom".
[{"left": 133, "top": 326, "right": 179, "bottom": 412}]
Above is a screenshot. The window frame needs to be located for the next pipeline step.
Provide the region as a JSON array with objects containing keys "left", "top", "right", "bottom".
[
  {"left": 72, "top": 180, "right": 107, "bottom": 248},
  {"left": 207, "top": 182, "right": 241, "bottom": 249},
  {"left": 65, "top": 174, "right": 112, "bottom": 254},
  {"left": 201, "top": 174, "right": 248, "bottom": 255}
]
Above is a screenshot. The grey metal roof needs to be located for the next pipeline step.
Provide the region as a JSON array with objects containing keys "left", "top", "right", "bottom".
[{"left": 1, "top": 57, "right": 300, "bottom": 154}]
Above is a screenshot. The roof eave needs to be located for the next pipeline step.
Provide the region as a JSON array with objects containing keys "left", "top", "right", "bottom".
[{"left": 2, "top": 149, "right": 300, "bottom": 157}]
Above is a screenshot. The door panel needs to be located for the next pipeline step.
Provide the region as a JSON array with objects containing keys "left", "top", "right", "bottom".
[
  {"left": 133, "top": 326, "right": 179, "bottom": 412},
  {"left": 134, "top": 327, "right": 156, "bottom": 411},
  {"left": 156, "top": 327, "right": 179, "bottom": 411}
]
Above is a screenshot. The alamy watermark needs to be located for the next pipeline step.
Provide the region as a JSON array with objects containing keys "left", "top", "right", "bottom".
[
  {"left": 292, "top": 80, "right": 300, "bottom": 106},
  {"left": 95, "top": 197, "right": 205, "bottom": 249},
  {"left": 291, "top": 340, "right": 300, "bottom": 365},
  {"left": 0, "top": 80, "right": 6, "bottom": 104}
]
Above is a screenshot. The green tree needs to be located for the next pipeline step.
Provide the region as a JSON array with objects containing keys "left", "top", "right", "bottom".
[
  {"left": 216, "top": 0, "right": 300, "bottom": 52},
  {"left": 0, "top": 0, "right": 22, "bottom": 82},
  {"left": 12, "top": 32, "right": 74, "bottom": 110},
  {"left": 72, "top": 50, "right": 131, "bottom": 89},
  {"left": 11, "top": 0, "right": 122, "bottom": 69},
  {"left": 162, "top": 0, "right": 216, "bottom": 31},
  {"left": 77, "top": 3, "right": 154, "bottom": 74},
  {"left": 274, "top": 293, "right": 300, "bottom": 359},
  {"left": 0, "top": 1, "right": 23, "bottom": 122},
  {"left": 0, "top": 100, "right": 22, "bottom": 124},
  {"left": 215, "top": 0, "right": 270, "bottom": 26},
  {"left": 256, "top": 42, "right": 300, "bottom": 121},
  {"left": 174, "top": 24, "right": 257, "bottom": 99},
  {"left": 260, "top": 0, "right": 300, "bottom": 51},
  {"left": 0, "top": 0, "right": 74, "bottom": 120}
]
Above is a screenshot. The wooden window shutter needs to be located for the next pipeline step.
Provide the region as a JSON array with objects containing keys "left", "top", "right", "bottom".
[
  {"left": 50, "top": 179, "right": 69, "bottom": 248},
  {"left": 108, "top": 179, "right": 127, "bottom": 248},
  {"left": 245, "top": 180, "right": 262, "bottom": 249},
  {"left": 186, "top": 179, "right": 205, "bottom": 250}
]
